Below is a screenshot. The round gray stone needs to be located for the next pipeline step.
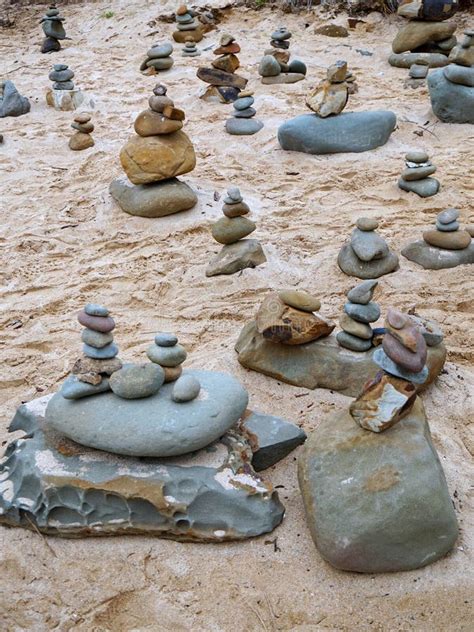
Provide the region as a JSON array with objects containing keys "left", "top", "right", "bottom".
[
  {"left": 438, "top": 208, "right": 459, "bottom": 224},
  {"left": 81, "top": 328, "right": 114, "bottom": 349},
  {"left": 436, "top": 220, "right": 459, "bottom": 232},
  {"left": 83, "top": 342, "right": 118, "bottom": 360},
  {"left": 60, "top": 375, "right": 111, "bottom": 400},
  {"left": 338, "top": 243, "right": 399, "bottom": 279},
  {"left": 233, "top": 96, "right": 254, "bottom": 110},
  {"left": 288, "top": 59, "right": 307, "bottom": 75},
  {"left": 172, "top": 374, "right": 201, "bottom": 402},
  {"left": 147, "top": 342, "right": 187, "bottom": 367},
  {"left": 109, "top": 363, "right": 165, "bottom": 399},
  {"left": 347, "top": 279, "right": 378, "bottom": 305},
  {"left": 147, "top": 43, "right": 173, "bottom": 58},
  {"left": 336, "top": 331, "right": 372, "bottom": 352},
  {"left": 258, "top": 55, "right": 281, "bottom": 77},
  {"left": 344, "top": 301, "right": 381, "bottom": 324},
  {"left": 225, "top": 118, "right": 264, "bottom": 135},
  {"left": 155, "top": 332, "right": 178, "bottom": 347},
  {"left": 109, "top": 177, "right": 197, "bottom": 218},
  {"left": 233, "top": 107, "right": 256, "bottom": 119},
  {"left": 84, "top": 303, "right": 109, "bottom": 317}
]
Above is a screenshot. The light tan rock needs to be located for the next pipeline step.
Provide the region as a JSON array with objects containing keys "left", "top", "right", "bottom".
[
  {"left": 306, "top": 80, "right": 348, "bottom": 117},
  {"left": 423, "top": 229, "right": 471, "bottom": 250},
  {"left": 211, "top": 54, "right": 240, "bottom": 73},
  {"left": 392, "top": 21, "right": 456, "bottom": 54},
  {"left": 134, "top": 110, "right": 183, "bottom": 137},
  {"left": 69, "top": 132, "right": 94, "bottom": 151},
  {"left": 278, "top": 290, "right": 321, "bottom": 313}
]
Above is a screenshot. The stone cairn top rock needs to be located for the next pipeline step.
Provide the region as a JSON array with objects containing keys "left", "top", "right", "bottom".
[
  {"left": 147, "top": 331, "right": 190, "bottom": 387},
  {"left": 255, "top": 290, "right": 335, "bottom": 346},
  {"left": 0, "top": 80, "right": 30, "bottom": 118},
  {"left": 336, "top": 280, "right": 382, "bottom": 353},
  {"left": 225, "top": 90, "right": 263, "bottom": 136},
  {"left": 338, "top": 217, "right": 399, "bottom": 279},
  {"left": 140, "top": 42, "right": 174, "bottom": 75},
  {"left": 398, "top": 149, "right": 440, "bottom": 197},
  {"left": 424, "top": 209, "right": 472, "bottom": 250},
  {"left": 173, "top": 4, "right": 203, "bottom": 43},
  {"left": 305, "top": 61, "right": 351, "bottom": 117},
  {"left": 40, "top": 4, "right": 66, "bottom": 53},
  {"left": 69, "top": 112, "right": 94, "bottom": 151},
  {"left": 197, "top": 33, "right": 247, "bottom": 103},
  {"left": 49, "top": 63, "right": 74, "bottom": 91},
  {"left": 258, "top": 27, "right": 307, "bottom": 85},
  {"left": 350, "top": 307, "right": 431, "bottom": 433}
]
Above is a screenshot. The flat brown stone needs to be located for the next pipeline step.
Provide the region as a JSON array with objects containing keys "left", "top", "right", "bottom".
[
  {"left": 423, "top": 229, "right": 471, "bottom": 250},
  {"left": 197, "top": 67, "right": 247, "bottom": 89},
  {"left": 134, "top": 110, "right": 183, "bottom": 137}
]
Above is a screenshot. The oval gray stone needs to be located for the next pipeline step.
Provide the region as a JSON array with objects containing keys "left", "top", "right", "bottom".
[
  {"left": 288, "top": 59, "right": 307, "bottom": 75},
  {"left": 81, "top": 328, "right": 114, "bottom": 349},
  {"left": 443, "top": 63, "right": 474, "bottom": 87},
  {"left": 338, "top": 243, "right": 399, "bottom": 279},
  {"left": 147, "top": 43, "right": 173, "bottom": 58},
  {"left": 233, "top": 96, "right": 254, "bottom": 110},
  {"left": 109, "top": 363, "right": 165, "bottom": 399},
  {"left": 172, "top": 374, "right": 201, "bottom": 402},
  {"left": 225, "top": 118, "right": 264, "bottom": 135},
  {"left": 83, "top": 342, "right": 118, "bottom": 360},
  {"left": 344, "top": 301, "right": 381, "bottom": 324},
  {"left": 110, "top": 177, "right": 197, "bottom": 218},
  {"left": 60, "top": 375, "right": 111, "bottom": 400},
  {"left": 155, "top": 332, "right": 178, "bottom": 347},
  {"left": 402, "top": 240, "right": 474, "bottom": 270},
  {"left": 436, "top": 220, "right": 459, "bottom": 232},
  {"left": 147, "top": 343, "right": 187, "bottom": 367},
  {"left": 438, "top": 208, "right": 459, "bottom": 224},
  {"left": 336, "top": 331, "right": 372, "bottom": 352},
  {"left": 347, "top": 279, "right": 378, "bottom": 305},
  {"left": 405, "top": 150, "right": 429, "bottom": 163},
  {"left": 84, "top": 303, "right": 109, "bottom": 317},
  {"left": 398, "top": 177, "right": 440, "bottom": 197},
  {"left": 428, "top": 68, "right": 474, "bottom": 124},
  {"left": 258, "top": 55, "right": 281, "bottom": 77}
]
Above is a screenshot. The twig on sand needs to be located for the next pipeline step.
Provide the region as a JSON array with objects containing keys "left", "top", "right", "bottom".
[
  {"left": 5, "top": 65, "right": 29, "bottom": 75},
  {"left": 25, "top": 514, "right": 58, "bottom": 558}
]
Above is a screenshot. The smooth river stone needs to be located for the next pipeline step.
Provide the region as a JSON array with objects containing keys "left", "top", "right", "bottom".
[
  {"left": 60, "top": 375, "right": 111, "bottom": 400},
  {"left": 373, "top": 348, "right": 428, "bottom": 384},
  {"left": 298, "top": 397, "right": 458, "bottom": 572},
  {"left": 383, "top": 332, "right": 427, "bottom": 373},
  {"left": 347, "top": 279, "right": 378, "bottom": 305},
  {"left": 147, "top": 343, "right": 187, "bottom": 367},
  {"left": 436, "top": 220, "right": 459, "bottom": 232},
  {"left": 0, "top": 80, "right": 31, "bottom": 118},
  {"left": 109, "top": 363, "right": 165, "bottom": 399},
  {"left": 438, "top": 208, "right": 459, "bottom": 224},
  {"left": 258, "top": 55, "right": 281, "bottom": 77},
  {"left": 278, "top": 111, "right": 396, "bottom": 155},
  {"left": 398, "top": 177, "right": 440, "bottom": 197},
  {"left": 261, "top": 73, "right": 305, "bottom": 84},
  {"left": 443, "top": 63, "right": 474, "bottom": 87},
  {"left": 109, "top": 177, "right": 197, "bottom": 218},
  {"left": 336, "top": 331, "right": 372, "bottom": 352},
  {"left": 155, "top": 332, "right": 178, "bottom": 347},
  {"left": 212, "top": 216, "right": 256, "bottom": 245},
  {"left": 401, "top": 165, "right": 437, "bottom": 181},
  {"left": 350, "top": 228, "right": 389, "bottom": 262},
  {"left": 81, "top": 328, "right": 113, "bottom": 349},
  {"left": 83, "top": 342, "right": 119, "bottom": 360},
  {"left": 46, "top": 370, "right": 248, "bottom": 457},
  {"left": 338, "top": 243, "right": 399, "bottom": 279},
  {"left": 197, "top": 67, "right": 247, "bottom": 89},
  {"left": 233, "top": 96, "right": 254, "bottom": 110},
  {"left": 172, "top": 374, "right": 201, "bottom": 402},
  {"left": 225, "top": 118, "right": 264, "bottom": 135},
  {"left": 206, "top": 239, "right": 266, "bottom": 277},
  {"left": 428, "top": 68, "right": 474, "bottom": 124},
  {"left": 339, "top": 312, "right": 373, "bottom": 339},
  {"left": 77, "top": 310, "right": 115, "bottom": 333},
  {"left": 147, "top": 43, "right": 173, "bottom": 58},
  {"left": 278, "top": 290, "right": 321, "bottom": 313},
  {"left": 344, "top": 301, "right": 380, "bottom": 323},
  {"left": 405, "top": 150, "right": 429, "bottom": 163},
  {"left": 388, "top": 52, "right": 449, "bottom": 68},
  {"left": 423, "top": 229, "right": 471, "bottom": 250},
  {"left": 84, "top": 303, "right": 109, "bottom": 317},
  {"left": 402, "top": 240, "right": 474, "bottom": 269},
  {"left": 392, "top": 20, "right": 456, "bottom": 54}
]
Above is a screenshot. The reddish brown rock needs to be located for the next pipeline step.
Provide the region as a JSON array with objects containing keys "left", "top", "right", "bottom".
[
  {"left": 214, "top": 43, "right": 241, "bottom": 55},
  {"left": 77, "top": 311, "right": 115, "bottom": 333},
  {"left": 162, "top": 105, "right": 185, "bottom": 121},
  {"left": 134, "top": 110, "right": 183, "bottom": 137},
  {"left": 383, "top": 332, "right": 427, "bottom": 373}
]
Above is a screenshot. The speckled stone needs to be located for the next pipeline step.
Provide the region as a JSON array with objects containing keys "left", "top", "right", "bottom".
[
  {"left": 84, "top": 303, "right": 109, "bottom": 317},
  {"left": 109, "top": 363, "right": 165, "bottom": 399},
  {"left": 147, "top": 343, "right": 187, "bottom": 367},
  {"left": 83, "top": 342, "right": 119, "bottom": 360},
  {"left": 81, "top": 328, "right": 114, "bottom": 349}
]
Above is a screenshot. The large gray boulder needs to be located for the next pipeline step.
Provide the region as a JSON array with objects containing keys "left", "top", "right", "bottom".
[
  {"left": 277, "top": 111, "right": 396, "bottom": 155},
  {"left": 109, "top": 177, "right": 197, "bottom": 217},
  {"left": 0, "top": 80, "right": 30, "bottom": 118},
  {"left": 298, "top": 397, "right": 458, "bottom": 572},
  {"left": 428, "top": 68, "right": 474, "bottom": 124}
]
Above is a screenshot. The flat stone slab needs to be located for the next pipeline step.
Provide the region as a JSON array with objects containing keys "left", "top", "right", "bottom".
[
  {"left": 235, "top": 322, "right": 446, "bottom": 396},
  {"left": 46, "top": 370, "right": 248, "bottom": 457},
  {"left": 0, "top": 396, "right": 286, "bottom": 541},
  {"left": 298, "top": 397, "right": 458, "bottom": 572},
  {"left": 402, "top": 240, "right": 474, "bottom": 269},
  {"left": 278, "top": 111, "right": 397, "bottom": 155},
  {"left": 110, "top": 177, "right": 197, "bottom": 218}
]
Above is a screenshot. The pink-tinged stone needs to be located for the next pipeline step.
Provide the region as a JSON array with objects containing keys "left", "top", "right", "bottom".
[
  {"left": 382, "top": 332, "right": 426, "bottom": 373},
  {"left": 77, "top": 310, "right": 116, "bottom": 333}
]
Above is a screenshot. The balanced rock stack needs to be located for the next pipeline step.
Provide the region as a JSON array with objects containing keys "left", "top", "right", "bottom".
[
  {"left": 398, "top": 149, "right": 439, "bottom": 197},
  {"left": 109, "top": 84, "right": 197, "bottom": 218},
  {"left": 225, "top": 90, "right": 263, "bottom": 136},
  {"left": 173, "top": 4, "right": 204, "bottom": 43},
  {"left": 336, "top": 280, "right": 380, "bottom": 352},
  {"left": 46, "top": 63, "right": 85, "bottom": 111},
  {"left": 338, "top": 217, "right": 399, "bottom": 279},
  {"left": 197, "top": 34, "right": 247, "bottom": 103},
  {"left": 429, "top": 29, "right": 474, "bottom": 124},
  {"left": 60, "top": 304, "right": 122, "bottom": 400},
  {"left": 389, "top": 0, "right": 458, "bottom": 69},
  {"left": 258, "top": 27, "right": 307, "bottom": 85},
  {"left": 306, "top": 60, "right": 349, "bottom": 117},
  {"left": 405, "top": 57, "right": 430, "bottom": 88},
  {"left": 206, "top": 186, "right": 266, "bottom": 277},
  {"left": 40, "top": 4, "right": 66, "bottom": 54},
  {"left": 0, "top": 80, "right": 30, "bottom": 118},
  {"left": 139, "top": 42, "right": 174, "bottom": 75},
  {"left": 49, "top": 63, "right": 74, "bottom": 91},
  {"left": 402, "top": 208, "right": 474, "bottom": 269},
  {"left": 69, "top": 112, "right": 94, "bottom": 151},
  {"left": 147, "top": 332, "right": 188, "bottom": 384},
  {"left": 182, "top": 40, "right": 200, "bottom": 57}
]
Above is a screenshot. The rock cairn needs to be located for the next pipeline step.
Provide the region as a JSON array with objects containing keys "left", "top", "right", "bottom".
[
  {"left": 139, "top": 42, "right": 174, "bottom": 75},
  {"left": 197, "top": 34, "right": 247, "bottom": 103},
  {"left": 173, "top": 4, "right": 203, "bottom": 43},
  {"left": 49, "top": 63, "right": 74, "bottom": 91},
  {"left": 306, "top": 61, "right": 350, "bottom": 117},
  {"left": 147, "top": 332, "right": 188, "bottom": 383},
  {"left": 69, "top": 112, "right": 94, "bottom": 151},
  {"left": 258, "top": 27, "right": 307, "bottom": 85},
  {"left": 40, "top": 4, "right": 66, "bottom": 53},
  {"left": 0, "top": 80, "right": 30, "bottom": 118},
  {"left": 225, "top": 90, "right": 263, "bottom": 136},
  {"left": 429, "top": 29, "right": 474, "bottom": 124},
  {"left": 46, "top": 63, "right": 85, "bottom": 111},
  {"left": 182, "top": 40, "right": 200, "bottom": 57},
  {"left": 398, "top": 149, "right": 439, "bottom": 197},
  {"left": 109, "top": 84, "right": 197, "bottom": 218},
  {"left": 338, "top": 217, "right": 399, "bottom": 279},
  {"left": 402, "top": 208, "right": 474, "bottom": 269},
  {"left": 62, "top": 304, "right": 122, "bottom": 400},
  {"left": 206, "top": 186, "right": 266, "bottom": 276},
  {"left": 336, "top": 280, "right": 381, "bottom": 352},
  {"left": 390, "top": 0, "right": 458, "bottom": 69}
]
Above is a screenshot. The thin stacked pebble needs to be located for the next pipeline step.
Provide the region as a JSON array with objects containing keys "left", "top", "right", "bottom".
[
  {"left": 406, "top": 58, "right": 430, "bottom": 87},
  {"left": 225, "top": 90, "right": 263, "bottom": 135},
  {"left": 49, "top": 63, "right": 74, "bottom": 91},
  {"left": 306, "top": 60, "right": 349, "bottom": 117},
  {"left": 173, "top": 4, "right": 203, "bottom": 43},
  {"left": 139, "top": 42, "right": 174, "bottom": 75},
  {"left": 40, "top": 4, "right": 66, "bottom": 53},
  {"left": 182, "top": 39, "right": 200, "bottom": 57},
  {"left": 336, "top": 280, "right": 380, "bottom": 352},
  {"left": 69, "top": 112, "right": 94, "bottom": 151},
  {"left": 197, "top": 34, "right": 247, "bottom": 103},
  {"left": 258, "top": 27, "right": 307, "bottom": 84},
  {"left": 147, "top": 332, "right": 188, "bottom": 383},
  {"left": 398, "top": 149, "right": 440, "bottom": 197}
]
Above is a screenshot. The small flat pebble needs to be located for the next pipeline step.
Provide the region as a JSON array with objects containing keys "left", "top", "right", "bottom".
[
  {"left": 155, "top": 332, "right": 178, "bottom": 347},
  {"left": 405, "top": 150, "right": 429, "bottom": 163},
  {"left": 344, "top": 301, "right": 381, "bottom": 324},
  {"left": 347, "top": 279, "right": 378, "bottom": 305},
  {"left": 437, "top": 208, "right": 460, "bottom": 224},
  {"left": 233, "top": 107, "right": 256, "bottom": 119},
  {"left": 84, "top": 303, "right": 109, "bottom": 317},
  {"left": 172, "top": 374, "right": 201, "bottom": 402},
  {"left": 278, "top": 289, "right": 321, "bottom": 313},
  {"left": 77, "top": 310, "right": 116, "bottom": 333},
  {"left": 233, "top": 96, "right": 254, "bottom": 110},
  {"left": 110, "top": 363, "right": 165, "bottom": 399},
  {"left": 147, "top": 343, "right": 187, "bottom": 367},
  {"left": 336, "top": 331, "right": 372, "bottom": 352},
  {"left": 436, "top": 220, "right": 459, "bottom": 232},
  {"left": 356, "top": 217, "right": 378, "bottom": 232},
  {"left": 60, "top": 375, "right": 111, "bottom": 400},
  {"left": 83, "top": 342, "right": 118, "bottom": 360},
  {"left": 81, "top": 328, "right": 114, "bottom": 349}
]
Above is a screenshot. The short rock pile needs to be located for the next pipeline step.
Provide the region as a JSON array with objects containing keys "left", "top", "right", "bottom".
[
  {"left": 338, "top": 217, "right": 399, "bottom": 279},
  {"left": 398, "top": 149, "right": 439, "bottom": 197},
  {"left": 306, "top": 60, "right": 349, "bottom": 117},
  {"left": 46, "top": 63, "right": 85, "bottom": 111},
  {"left": 225, "top": 90, "right": 263, "bottom": 136},
  {"left": 197, "top": 33, "right": 248, "bottom": 103},
  {"left": 182, "top": 40, "right": 200, "bottom": 57},
  {"left": 206, "top": 186, "right": 266, "bottom": 276},
  {"left": 109, "top": 84, "right": 197, "bottom": 218},
  {"left": 49, "top": 63, "right": 74, "bottom": 91},
  {"left": 258, "top": 27, "right": 307, "bottom": 84},
  {"left": 40, "top": 4, "right": 66, "bottom": 54},
  {"left": 147, "top": 332, "right": 188, "bottom": 384},
  {"left": 402, "top": 208, "right": 474, "bottom": 269},
  {"left": 139, "top": 42, "right": 174, "bottom": 75},
  {"left": 0, "top": 80, "right": 30, "bottom": 118},
  {"left": 336, "top": 280, "right": 381, "bottom": 352},
  {"left": 173, "top": 4, "right": 204, "bottom": 43},
  {"left": 429, "top": 29, "right": 474, "bottom": 124},
  {"left": 69, "top": 112, "right": 94, "bottom": 151}
]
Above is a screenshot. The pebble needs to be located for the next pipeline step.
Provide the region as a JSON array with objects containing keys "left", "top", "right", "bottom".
[
  {"left": 438, "top": 208, "right": 459, "bottom": 224},
  {"left": 339, "top": 312, "right": 373, "bottom": 339},
  {"left": 233, "top": 96, "right": 254, "bottom": 110},
  {"left": 53, "top": 80, "right": 74, "bottom": 91},
  {"left": 288, "top": 60, "right": 307, "bottom": 75},
  {"left": 336, "top": 331, "right": 372, "bottom": 352},
  {"left": 84, "top": 303, "right": 109, "bottom": 317},
  {"left": 83, "top": 342, "right": 119, "bottom": 360},
  {"left": 71, "top": 121, "right": 94, "bottom": 134},
  {"left": 401, "top": 165, "right": 436, "bottom": 181},
  {"left": 436, "top": 220, "right": 459, "bottom": 232},
  {"left": 147, "top": 343, "right": 187, "bottom": 367},
  {"left": 278, "top": 289, "right": 321, "bottom": 313},
  {"left": 225, "top": 119, "right": 264, "bottom": 135},
  {"left": 383, "top": 332, "right": 427, "bottom": 373},
  {"left": 222, "top": 201, "right": 250, "bottom": 217},
  {"left": 147, "top": 43, "right": 173, "bottom": 58},
  {"left": 211, "top": 216, "right": 256, "bottom": 245},
  {"left": 271, "top": 27, "right": 291, "bottom": 41},
  {"left": 172, "top": 374, "right": 201, "bottom": 402},
  {"left": 60, "top": 375, "right": 111, "bottom": 400},
  {"left": 77, "top": 311, "right": 116, "bottom": 333},
  {"left": 398, "top": 177, "right": 440, "bottom": 197},
  {"left": 356, "top": 217, "right": 379, "bottom": 231},
  {"left": 409, "top": 64, "right": 428, "bottom": 79},
  {"left": 134, "top": 110, "right": 183, "bottom": 136},
  {"left": 233, "top": 107, "right": 256, "bottom": 119},
  {"left": 351, "top": 228, "right": 389, "bottom": 262},
  {"left": 226, "top": 187, "right": 242, "bottom": 202},
  {"left": 81, "top": 328, "right": 114, "bottom": 349},
  {"left": 109, "top": 363, "right": 165, "bottom": 399},
  {"left": 74, "top": 113, "right": 91, "bottom": 125},
  {"left": 155, "top": 332, "right": 178, "bottom": 347},
  {"left": 344, "top": 301, "right": 381, "bottom": 324},
  {"left": 153, "top": 84, "right": 167, "bottom": 96},
  {"left": 347, "top": 279, "right": 378, "bottom": 305},
  {"left": 163, "top": 365, "right": 183, "bottom": 382},
  {"left": 148, "top": 95, "right": 174, "bottom": 113},
  {"left": 423, "top": 229, "right": 471, "bottom": 250},
  {"left": 53, "top": 64, "right": 68, "bottom": 71},
  {"left": 49, "top": 68, "right": 74, "bottom": 82},
  {"left": 386, "top": 308, "right": 407, "bottom": 330},
  {"left": 259, "top": 55, "right": 281, "bottom": 77}
]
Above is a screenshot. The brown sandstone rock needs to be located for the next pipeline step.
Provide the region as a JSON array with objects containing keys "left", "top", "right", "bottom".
[
  {"left": 69, "top": 132, "right": 94, "bottom": 151},
  {"left": 211, "top": 54, "right": 240, "bottom": 73},
  {"left": 134, "top": 110, "right": 183, "bottom": 137},
  {"left": 392, "top": 20, "right": 456, "bottom": 54},
  {"left": 423, "top": 229, "right": 471, "bottom": 250},
  {"left": 306, "top": 80, "right": 348, "bottom": 117}
]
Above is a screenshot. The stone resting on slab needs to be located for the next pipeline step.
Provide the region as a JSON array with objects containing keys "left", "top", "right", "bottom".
[
  {"left": 398, "top": 149, "right": 440, "bottom": 197},
  {"left": 258, "top": 27, "right": 307, "bottom": 85},
  {"left": 109, "top": 83, "right": 197, "bottom": 217},
  {"left": 0, "top": 304, "right": 306, "bottom": 541},
  {"left": 139, "top": 42, "right": 174, "bottom": 75},
  {"left": 402, "top": 208, "right": 474, "bottom": 269},
  {"left": 298, "top": 305, "right": 458, "bottom": 573},
  {"left": 235, "top": 290, "right": 446, "bottom": 396}
]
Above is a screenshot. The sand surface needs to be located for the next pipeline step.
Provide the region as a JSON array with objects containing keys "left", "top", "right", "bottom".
[{"left": 1, "top": 1, "right": 473, "bottom": 630}]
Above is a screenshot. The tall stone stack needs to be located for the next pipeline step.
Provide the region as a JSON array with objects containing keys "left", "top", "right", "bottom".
[
  {"left": 109, "top": 84, "right": 197, "bottom": 218},
  {"left": 173, "top": 5, "right": 204, "bottom": 43},
  {"left": 46, "top": 63, "right": 85, "bottom": 111},
  {"left": 336, "top": 280, "right": 380, "bottom": 352},
  {"left": 40, "top": 4, "right": 67, "bottom": 53},
  {"left": 197, "top": 34, "right": 248, "bottom": 103}
]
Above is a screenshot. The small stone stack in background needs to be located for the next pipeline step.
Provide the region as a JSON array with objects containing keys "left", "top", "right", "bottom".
[
  {"left": 182, "top": 39, "right": 200, "bottom": 57},
  {"left": 398, "top": 149, "right": 440, "bottom": 197},
  {"left": 147, "top": 333, "right": 187, "bottom": 382},
  {"left": 405, "top": 58, "right": 430, "bottom": 88},
  {"left": 69, "top": 112, "right": 94, "bottom": 151},
  {"left": 306, "top": 61, "right": 349, "bottom": 117},
  {"left": 206, "top": 186, "right": 266, "bottom": 276},
  {"left": 336, "top": 280, "right": 380, "bottom": 352},
  {"left": 40, "top": 4, "right": 66, "bottom": 53},
  {"left": 258, "top": 27, "right": 307, "bottom": 85},
  {"left": 173, "top": 4, "right": 204, "bottom": 43},
  {"left": 225, "top": 90, "right": 263, "bottom": 136},
  {"left": 49, "top": 63, "right": 74, "bottom": 91},
  {"left": 197, "top": 34, "right": 248, "bottom": 103},
  {"left": 139, "top": 42, "right": 174, "bottom": 75},
  {"left": 46, "top": 63, "right": 86, "bottom": 111}
]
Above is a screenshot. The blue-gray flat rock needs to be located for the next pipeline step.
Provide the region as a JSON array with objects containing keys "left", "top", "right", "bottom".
[
  {"left": 402, "top": 240, "right": 474, "bottom": 269},
  {"left": 60, "top": 375, "right": 111, "bottom": 400},
  {"left": 398, "top": 176, "right": 440, "bottom": 197},
  {"left": 83, "top": 342, "right": 118, "bottom": 359},
  {"left": 336, "top": 331, "right": 372, "bottom": 352},
  {"left": 155, "top": 332, "right": 178, "bottom": 346},
  {"left": 443, "top": 63, "right": 474, "bottom": 87},
  {"left": 389, "top": 52, "right": 449, "bottom": 68},
  {"left": 109, "top": 177, "right": 197, "bottom": 218},
  {"left": 428, "top": 68, "right": 474, "bottom": 124},
  {"left": 225, "top": 118, "right": 264, "bottom": 135},
  {"left": 81, "top": 328, "right": 113, "bottom": 348},
  {"left": 46, "top": 370, "right": 248, "bottom": 457},
  {"left": 147, "top": 342, "right": 187, "bottom": 366},
  {"left": 233, "top": 96, "right": 254, "bottom": 110},
  {"left": 344, "top": 301, "right": 381, "bottom": 323},
  {"left": 373, "top": 348, "right": 428, "bottom": 384},
  {"left": 436, "top": 220, "right": 459, "bottom": 231},
  {"left": 84, "top": 303, "right": 109, "bottom": 317},
  {"left": 278, "top": 111, "right": 396, "bottom": 155},
  {"left": 338, "top": 243, "right": 399, "bottom": 279},
  {"left": 298, "top": 397, "right": 458, "bottom": 572},
  {"left": 109, "top": 363, "right": 164, "bottom": 399},
  {"left": 350, "top": 228, "right": 389, "bottom": 262},
  {"left": 288, "top": 59, "right": 307, "bottom": 75}
]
